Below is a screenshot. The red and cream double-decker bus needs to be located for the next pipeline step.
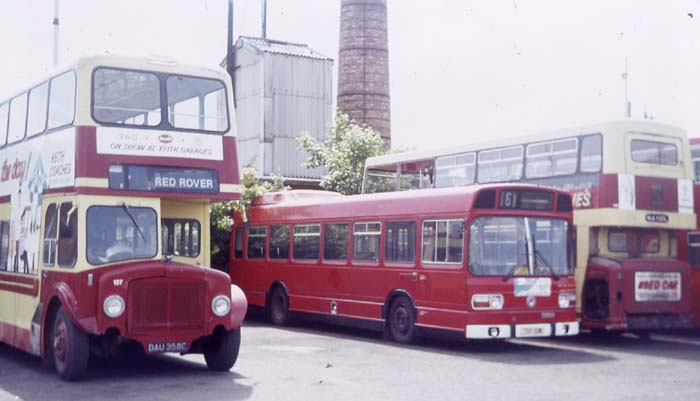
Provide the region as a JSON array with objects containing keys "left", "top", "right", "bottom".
[
  {"left": 0, "top": 54, "right": 247, "bottom": 380},
  {"left": 678, "top": 137, "right": 700, "bottom": 327},
  {"left": 362, "top": 120, "right": 696, "bottom": 334},
  {"left": 230, "top": 185, "right": 579, "bottom": 343}
]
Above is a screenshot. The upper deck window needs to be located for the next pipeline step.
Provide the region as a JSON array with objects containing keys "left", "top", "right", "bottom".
[
  {"left": 631, "top": 139, "right": 677, "bottom": 166},
  {"left": 477, "top": 146, "right": 523, "bottom": 183},
  {"left": 27, "top": 82, "right": 49, "bottom": 137},
  {"left": 365, "top": 170, "right": 397, "bottom": 194},
  {"left": 525, "top": 138, "right": 577, "bottom": 178},
  {"left": 93, "top": 68, "right": 162, "bottom": 127},
  {"left": 166, "top": 76, "right": 228, "bottom": 132},
  {"left": 435, "top": 152, "right": 475, "bottom": 187},
  {"left": 8, "top": 93, "right": 28, "bottom": 144},
  {"left": 48, "top": 71, "right": 76, "bottom": 129},
  {"left": 0, "top": 103, "right": 8, "bottom": 146},
  {"left": 580, "top": 134, "right": 602, "bottom": 172}
]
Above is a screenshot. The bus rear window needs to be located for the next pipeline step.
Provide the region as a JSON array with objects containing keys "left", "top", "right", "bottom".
[{"left": 631, "top": 139, "right": 677, "bottom": 165}]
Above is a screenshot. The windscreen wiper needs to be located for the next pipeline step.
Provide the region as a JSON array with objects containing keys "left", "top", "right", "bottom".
[
  {"left": 122, "top": 203, "right": 147, "bottom": 242},
  {"left": 533, "top": 249, "right": 559, "bottom": 281}
]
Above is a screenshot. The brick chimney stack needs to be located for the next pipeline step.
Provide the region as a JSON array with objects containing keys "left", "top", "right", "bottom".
[{"left": 338, "top": 0, "right": 391, "bottom": 149}]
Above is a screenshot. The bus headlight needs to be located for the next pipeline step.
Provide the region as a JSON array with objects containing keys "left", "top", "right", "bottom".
[
  {"left": 472, "top": 294, "right": 504, "bottom": 310},
  {"left": 103, "top": 295, "right": 125, "bottom": 318},
  {"left": 558, "top": 293, "right": 576, "bottom": 308},
  {"left": 212, "top": 295, "right": 231, "bottom": 317}
]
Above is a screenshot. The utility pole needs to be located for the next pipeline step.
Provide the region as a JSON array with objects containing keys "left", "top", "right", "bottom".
[
  {"left": 261, "top": 0, "right": 267, "bottom": 39},
  {"left": 227, "top": 0, "right": 236, "bottom": 98},
  {"left": 621, "top": 58, "right": 631, "bottom": 118},
  {"left": 53, "top": 0, "right": 60, "bottom": 67}
]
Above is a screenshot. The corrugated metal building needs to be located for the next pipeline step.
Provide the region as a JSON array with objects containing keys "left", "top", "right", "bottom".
[{"left": 227, "top": 36, "right": 333, "bottom": 183}]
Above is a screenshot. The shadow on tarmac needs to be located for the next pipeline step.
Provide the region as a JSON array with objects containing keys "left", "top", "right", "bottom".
[
  {"left": 0, "top": 343, "right": 253, "bottom": 401},
  {"left": 540, "top": 330, "right": 700, "bottom": 362},
  {"left": 243, "top": 314, "right": 615, "bottom": 365}
]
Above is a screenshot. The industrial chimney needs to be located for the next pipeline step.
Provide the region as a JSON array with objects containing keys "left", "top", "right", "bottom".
[{"left": 337, "top": 0, "right": 391, "bottom": 148}]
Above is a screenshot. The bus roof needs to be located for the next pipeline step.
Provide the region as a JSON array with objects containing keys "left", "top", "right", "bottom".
[
  {"left": 248, "top": 184, "right": 569, "bottom": 221},
  {"left": 366, "top": 119, "right": 687, "bottom": 168},
  {"left": 1, "top": 53, "right": 229, "bottom": 100}
]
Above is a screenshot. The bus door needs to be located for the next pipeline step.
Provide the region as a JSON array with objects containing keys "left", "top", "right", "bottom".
[{"left": 412, "top": 219, "right": 466, "bottom": 319}]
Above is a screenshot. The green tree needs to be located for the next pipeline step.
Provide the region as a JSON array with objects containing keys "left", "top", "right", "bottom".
[
  {"left": 297, "top": 110, "right": 386, "bottom": 195},
  {"left": 210, "top": 166, "right": 287, "bottom": 271}
]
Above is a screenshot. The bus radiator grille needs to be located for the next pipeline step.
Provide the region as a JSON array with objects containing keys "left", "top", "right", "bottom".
[{"left": 127, "top": 278, "right": 206, "bottom": 333}]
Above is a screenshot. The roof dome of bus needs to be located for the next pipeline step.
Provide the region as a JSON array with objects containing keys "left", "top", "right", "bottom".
[{"left": 254, "top": 190, "right": 343, "bottom": 206}]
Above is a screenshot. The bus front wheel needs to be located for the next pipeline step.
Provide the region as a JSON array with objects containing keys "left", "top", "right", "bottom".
[
  {"left": 52, "top": 307, "right": 89, "bottom": 381},
  {"left": 268, "top": 286, "right": 290, "bottom": 326},
  {"left": 388, "top": 297, "right": 417, "bottom": 344},
  {"left": 204, "top": 327, "right": 241, "bottom": 371}
]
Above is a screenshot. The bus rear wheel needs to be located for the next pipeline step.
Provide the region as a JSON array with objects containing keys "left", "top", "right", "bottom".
[
  {"left": 52, "top": 307, "right": 89, "bottom": 381},
  {"left": 204, "top": 328, "right": 241, "bottom": 371},
  {"left": 268, "top": 286, "right": 290, "bottom": 326},
  {"left": 388, "top": 297, "right": 417, "bottom": 344}
]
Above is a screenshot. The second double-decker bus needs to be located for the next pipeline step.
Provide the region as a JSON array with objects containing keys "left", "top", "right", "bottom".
[
  {"left": 0, "top": 54, "right": 247, "bottom": 380},
  {"left": 362, "top": 120, "right": 697, "bottom": 334},
  {"left": 230, "top": 184, "right": 579, "bottom": 343},
  {"left": 678, "top": 137, "right": 700, "bottom": 328}
]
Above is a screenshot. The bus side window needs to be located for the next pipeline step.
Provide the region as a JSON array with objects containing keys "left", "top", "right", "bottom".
[
  {"left": 234, "top": 227, "right": 244, "bottom": 259},
  {"left": 43, "top": 204, "right": 58, "bottom": 266},
  {"left": 270, "top": 225, "right": 290, "bottom": 259},
  {"left": 422, "top": 219, "right": 464, "bottom": 264},
  {"left": 352, "top": 222, "right": 381, "bottom": 263},
  {"left": 8, "top": 93, "right": 28, "bottom": 144},
  {"left": 385, "top": 221, "right": 416, "bottom": 264},
  {"left": 580, "top": 134, "right": 602, "bottom": 172},
  {"left": 0, "top": 221, "right": 9, "bottom": 270},
  {"left": 0, "top": 102, "right": 9, "bottom": 146},
  {"left": 48, "top": 71, "right": 76, "bottom": 130},
  {"left": 27, "top": 82, "right": 49, "bottom": 137},
  {"left": 57, "top": 202, "right": 77, "bottom": 268},
  {"left": 293, "top": 224, "right": 321, "bottom": 261},
  {"left": 323, "top": 223, "right": 349, "bottom": 261},
  {"left": 247, "top": 226, "right": 267, "bottom": 259}
]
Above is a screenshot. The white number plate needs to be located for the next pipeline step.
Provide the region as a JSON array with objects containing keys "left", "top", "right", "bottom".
[{"left": 515, "top": 324, "right": 551, "bottom": 338}]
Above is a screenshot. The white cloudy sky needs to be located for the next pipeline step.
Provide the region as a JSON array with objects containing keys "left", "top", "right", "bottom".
[{"left": 0, "top": 0, "right": 698, "bottom": 150}]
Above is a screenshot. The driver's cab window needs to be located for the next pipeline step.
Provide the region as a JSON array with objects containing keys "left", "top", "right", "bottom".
[
  {"left": 57, "top": 202, "right": 77, "bottom": 267},
  {"left": 87, "top": 205, "right": 158, "bottom": 265},
  {"left": 43, "top": 202, "right": 77, "bottom": 268}
]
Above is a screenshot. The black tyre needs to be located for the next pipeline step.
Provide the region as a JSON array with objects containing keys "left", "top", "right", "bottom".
[
  {"left": 204, "top": 328, "right": 241, "bottom": 371},
  {"left": 52, "top": 307, "right": 89, "bottom": 381},
  {"left": 267, "top": 286, "right": 290, "bottom": 326},
  {"left": 387, "top": 296, "right": 417, "bottom": 344}
]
